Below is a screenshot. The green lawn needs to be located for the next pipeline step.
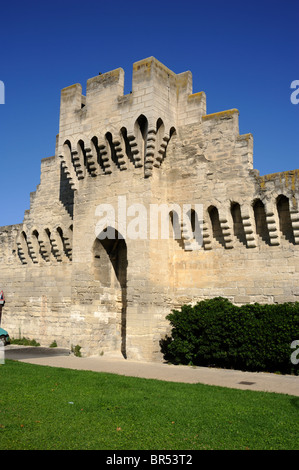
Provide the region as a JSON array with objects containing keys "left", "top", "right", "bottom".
[{"left": 0, "top": 360, "right": 298, "bottom": 450}]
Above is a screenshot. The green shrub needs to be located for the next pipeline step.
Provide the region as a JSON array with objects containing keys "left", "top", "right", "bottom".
[
  {"left": 10, "top": 337, "right": 40, "bottom": 347},
  {"left": 71, "top": 344, "right": 82, "bottom": 357},
  {"left": 161, "top": 297, "right": 299, "bottom": 374}
]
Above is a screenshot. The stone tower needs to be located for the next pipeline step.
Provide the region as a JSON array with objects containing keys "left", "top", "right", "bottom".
[{"left": 0, "top": 57, "right": 298, "bottom": 361}]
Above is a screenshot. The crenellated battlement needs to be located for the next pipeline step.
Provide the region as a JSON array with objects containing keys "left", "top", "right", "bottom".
[
  {"left": 57, "top": 58, "right": 256, "bottom": 186},
  {"left": 58, "top": 57, "right": 207, "bottom": 179},
  {"left": 59, "top": 57, "right": 205, "bottom": 131}
]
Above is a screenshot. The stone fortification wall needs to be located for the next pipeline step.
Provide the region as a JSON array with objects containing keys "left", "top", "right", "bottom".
[
  {"left": 0, "top": 57, "right": 298, "bottom": 360},
  {"left": 0, "top": 149, "right": 73, "bottom": 347}
]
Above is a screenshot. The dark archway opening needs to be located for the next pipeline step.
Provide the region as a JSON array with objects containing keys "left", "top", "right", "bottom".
[
  {"left": 231, "top": 202, "right": 247, "bottom": 246},
  {"left": 94, "top": 230, "right": 127, "bottom": 358},
  {"left": 253, "top": 199, "right": 270, "bottom": 245},
  {"left": 208, "top": 206, "right": 226, "bottom": 248},
  {"left": 277, "top": 195, "right": 295, "bottom": 244}
]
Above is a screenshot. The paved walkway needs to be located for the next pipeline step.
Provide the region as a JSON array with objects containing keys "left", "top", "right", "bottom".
[{"left": 5, "top": 346, "right": 299, "bottom": 396}]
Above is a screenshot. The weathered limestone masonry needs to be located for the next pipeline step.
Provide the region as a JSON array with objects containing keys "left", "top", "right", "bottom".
[{"left": 0, "top": 57, "right": 298, "bottom": 361}]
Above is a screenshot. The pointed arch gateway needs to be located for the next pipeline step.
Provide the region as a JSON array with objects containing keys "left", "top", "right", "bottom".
[{"left": 93, "top": 228, "right": 127, "bottom": 358}]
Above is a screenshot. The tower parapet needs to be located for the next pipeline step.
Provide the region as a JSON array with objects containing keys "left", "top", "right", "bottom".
[{"left": 58, "top": 57, "right": 207, "bottom": 179}]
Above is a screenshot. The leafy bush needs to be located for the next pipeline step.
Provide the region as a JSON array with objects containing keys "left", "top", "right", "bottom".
[
  {"left": 10, "top": 337, "right": 40, "bottom": 347},
  {"left": 160, "top": 297, "right": 299, "bottom": 374},
  {"left": 71, "top": 344, "right": 82, "bottom": 357}
]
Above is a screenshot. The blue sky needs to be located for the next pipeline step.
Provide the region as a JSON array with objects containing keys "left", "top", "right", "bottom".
[{"left": 0, "top": 0, "right": 298, "bottom": 227}]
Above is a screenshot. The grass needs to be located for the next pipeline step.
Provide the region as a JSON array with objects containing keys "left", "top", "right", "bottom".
[{"left": 0, "top": 360, "right": 298, "bottom": 450}]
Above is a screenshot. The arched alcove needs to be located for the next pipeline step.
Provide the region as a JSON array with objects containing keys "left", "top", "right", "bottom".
[
  {"left": 276, "top": 195, "right": 295, "bottom": 244},
  {"left": 231, "top": 202, "right": 247, "bottom": 246},
  {"left": 120, "top": 127, "right": 135, "bottom": 166},
  {"left": 31, "top": 229, "right": 41, "bottom": 263},
  {"left": 253, "top": 199, "right": 270, "bottom": 245},
  {"left": 17, "top": 231, "right": 30, "bottom": 264},
  {"left": 169, "top": 210, "right": 184, "bottom": 248},
  {"left": 208, "top": 206, "right": 225, "bottom": 248},
  {"left": 186, "top": 208, "right": 202, "bottom": 247},
  {"left": 135, "top": 114, "right": 148, "bottom": 164},
  {"left": 105, "top": 132, "right": 118, "bottom": 168},
  {"left": 93, "top": 230, "right": 127, "bottom": 358}
]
